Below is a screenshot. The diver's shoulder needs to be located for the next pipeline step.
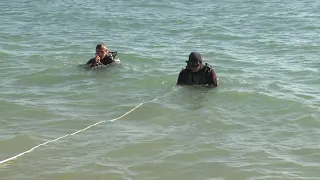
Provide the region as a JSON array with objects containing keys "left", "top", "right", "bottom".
[
  {"left": 203, "top": 63, "right": 217, "bottom": 72},
  {"left": 87, "top": 57, "right": 96, "bottom": 64},
  {"left": 203, "top": 63, "right": 213, "bottom": 69},
  {"left": 180, "top": 66, "right": 190, "bottom": 72}
]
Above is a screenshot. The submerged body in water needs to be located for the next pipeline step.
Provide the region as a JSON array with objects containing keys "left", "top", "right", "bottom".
[
  {"left": 80, "top": 43, "right": 120, "bottom": 70},
  {"left": 177, "top": 52, "right": 219, "bottom": 87},
  {"left": 86, "top": 51, "right": 119, "bottom": 67}
]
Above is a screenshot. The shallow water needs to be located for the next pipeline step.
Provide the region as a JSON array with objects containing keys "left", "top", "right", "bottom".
[{"left": 0, "top": 0, "right": 319, "bottom": 179}]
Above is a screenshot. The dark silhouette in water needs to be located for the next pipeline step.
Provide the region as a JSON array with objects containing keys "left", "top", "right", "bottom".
[{"left": 177, "top": 52, "right": 219, "bottom": 87}]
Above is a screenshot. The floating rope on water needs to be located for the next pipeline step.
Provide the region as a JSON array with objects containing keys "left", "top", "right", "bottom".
[{"left": 0, "top": 88, "right": 176, "bottom": 165}]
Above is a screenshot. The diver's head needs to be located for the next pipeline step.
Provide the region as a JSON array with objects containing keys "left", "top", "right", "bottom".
[
  {"left": 95, "top": 43, "right": 109, "bottom": 59},
  {"left": 186, "top": 52, "right": 202, "bottom": 72}
]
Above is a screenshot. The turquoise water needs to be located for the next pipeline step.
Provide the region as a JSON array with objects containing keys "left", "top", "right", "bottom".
[{"left": 1, "top": 0, "right": 319, "bottom": 179}]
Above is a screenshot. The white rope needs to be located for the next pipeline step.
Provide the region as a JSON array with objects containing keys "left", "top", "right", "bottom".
[
  {"left": 0, "top": 103, "right": 143, "bottom": 165},
  {"left": 0, "top": 88, "right": 176, "bottom": 165}
]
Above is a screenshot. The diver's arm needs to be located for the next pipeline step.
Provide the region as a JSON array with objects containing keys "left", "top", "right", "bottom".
[
  {"left": 208, "top": 69, "right": 218, "bottom": 87},
  {"left": 86, "top": 56, "right": 101, "bottom": 67},
  {"left": 176, "top": 71, "right": 185, "bottom": 85},
  {"left": 86, "top": 58, "right": 95, "bottom": 65}
]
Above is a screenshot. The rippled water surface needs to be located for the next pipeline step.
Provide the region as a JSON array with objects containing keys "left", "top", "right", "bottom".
[{"left": 0, "top": 0, "right": 319, "bottom": 179}]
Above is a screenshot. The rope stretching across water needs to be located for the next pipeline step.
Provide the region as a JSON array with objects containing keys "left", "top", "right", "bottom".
[{"left": 0, "top": 89, "right": 175, "bottom": 165}]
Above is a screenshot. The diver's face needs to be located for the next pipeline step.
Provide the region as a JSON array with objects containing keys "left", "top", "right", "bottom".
[
  {"left": 188, "top": 61, "right": 201, "bottom": 72},
  {"left": 95, "top": 48, "right": 108, "bottom": 59}
]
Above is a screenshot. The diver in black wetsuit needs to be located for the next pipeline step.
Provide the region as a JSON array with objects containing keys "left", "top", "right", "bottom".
[
  {"left": 86, "top": 43, "right": 118, "bottom": 68},
  {"left": 176, "top": 52, "right": 219, "bottom": 87}
]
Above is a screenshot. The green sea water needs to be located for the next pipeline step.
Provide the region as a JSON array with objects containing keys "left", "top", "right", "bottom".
[{"left": 0, "top": 0, "right": 319, "bottom": 179}]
